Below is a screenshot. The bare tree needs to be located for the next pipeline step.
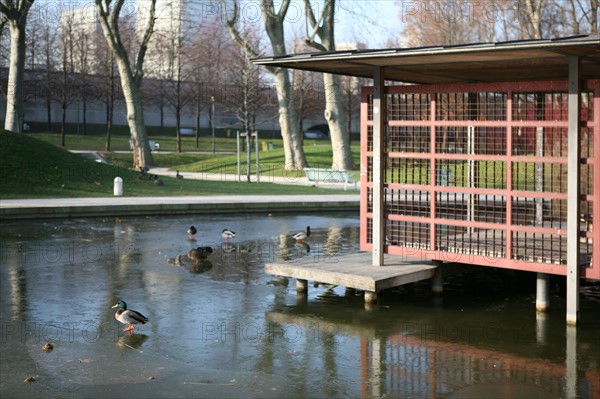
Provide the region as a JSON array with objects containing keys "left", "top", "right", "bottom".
[
  {"left": 40, "top": 17, "right": 56, "bottom": 131},
  {"left": 339, "top": 73, "right": 367, "bottom": 145},
  {"left": 0, "top": 0, "right": 35, "bottom": 133},
  {"left": 87, "top": 19, "right": 118, "bottom": 150},
  {"left": 398, "top": 1, "right": 585, "bottom": 45},
  {"left": 72, "top": 21, "right": 94, "bottom": 136},
  {"left": 584, "top": 0, "right": 599, "bottom": 32},
  {"left": 153, "top": 3, "right": 196, "bottom": 153},
  {"left": 502, "top": 0, "right": 561, "bottom": 40},
  {"left": 291, "top": 67, "right": 322, "bottom": 137},
  {"left": 222, "top": 0, "right": 306, "bottom": 170},
  {"left": 224, "top": 30, "right": 264, "bottom": 133},
  {"left": 304, "top": 0, "right": 354, "bottom": 170},
  {"left": 24, "top": 4, "right": 38, "bottom": 70},
  {"left": 563, "top": 0, "right": 599, "bottom": 34},
  {"left": 59, "top": 10, "right": 76, "bottom": 146},
  {"left": 223, "top": 29, "right": 266, "bottom": 182},
  {"left": 400, "top": 0, "right": 492, "bottom": 46},
  {"left": 94, "top": 0, "right": 156, "bottom": 168},
  {"left": 188, "top": 19, "right": 228, "bottom": 150}
]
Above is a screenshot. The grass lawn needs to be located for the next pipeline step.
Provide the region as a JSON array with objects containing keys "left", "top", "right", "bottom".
[
  {"left": 1, "top": 131, "right": 352, "bottom": 199},
  {"left": 27, "top": 131, "right": 361, "bottom": 178},
  {"left": 103, "top": 144, "right": 361, "bottom": 178}
]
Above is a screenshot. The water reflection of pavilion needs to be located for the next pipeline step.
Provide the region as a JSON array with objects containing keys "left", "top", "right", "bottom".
[{"left": 266, "top": 310, "right": 599, "bottom": 399}]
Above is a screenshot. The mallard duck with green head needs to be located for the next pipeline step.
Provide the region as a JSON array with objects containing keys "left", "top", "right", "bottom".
[
  {"left": 293, "top": 226, "right": 311, "bottom": 244},
  {"left": 112, "top": 300, "right": 148, "bottom": 335}
]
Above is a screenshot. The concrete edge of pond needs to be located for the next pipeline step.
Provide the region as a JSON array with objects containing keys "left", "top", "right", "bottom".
[{"left": 0, "top": 195, "right": 360, "bottom": 220}]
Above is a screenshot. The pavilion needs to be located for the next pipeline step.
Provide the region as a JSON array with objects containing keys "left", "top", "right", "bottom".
[{"left": 255, "top": 35, "right": 600, "bottom": 325}]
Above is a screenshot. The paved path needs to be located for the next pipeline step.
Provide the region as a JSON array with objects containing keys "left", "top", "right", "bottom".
[
  {"left": 68, "top": 151, "right": 360, "bottom": 190},
  {"left": 148, "top": 167, "right": 361, "bottom": 190},
  {"left": 0, "top": 195, "right": 360, "bottom": 220},
  {"left": 0, "top": 195, "right": 359, "bottom": 220}
]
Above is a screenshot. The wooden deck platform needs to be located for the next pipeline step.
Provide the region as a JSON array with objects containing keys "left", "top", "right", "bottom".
[{"left": 265, "top": 252, "right": 438, "bottom": 302}]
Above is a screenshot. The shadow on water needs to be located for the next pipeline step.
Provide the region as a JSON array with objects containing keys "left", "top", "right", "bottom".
[{"left": 0, "top": 213, "right": 598, "bottom": 398}]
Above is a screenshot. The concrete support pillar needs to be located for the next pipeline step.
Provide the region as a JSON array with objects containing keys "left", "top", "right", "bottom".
[
  {"left": 536, "top": 272, "right": 550, "bottom": 312},
  {"left": 370, "top": 338, "right": 384, "bottom": 398},
  {"left": 372, "top": 67, "right": 386, "bottom": 266},
  {"left": 364, "top": 291, "right": 378, "bottom": 303},
  {"left": 432, "top": 261, "right": 443, "bottom": 293},
  {"left": 536, "top": 312, "right": 548, "bottom": 346},
  {"left": 566, "top": 56, "right": 581, "bottom": 326},
  {"left": 566, "top": 326, "right": 578, "bottom": 398},
  {"left": 276, "top": 277, "right": 289, "bottom": 287},
  {"left": 296, "top": 279, "right": 308, "bottom": 293}
]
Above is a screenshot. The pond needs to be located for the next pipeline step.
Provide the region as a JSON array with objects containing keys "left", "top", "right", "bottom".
[{"left": 0, "top": 213, "right": 599, "bottom": 398}]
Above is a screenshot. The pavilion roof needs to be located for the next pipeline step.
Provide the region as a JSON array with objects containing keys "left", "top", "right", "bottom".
[{"left": 253, "top": 35, "right": 600, "bottom": 84}]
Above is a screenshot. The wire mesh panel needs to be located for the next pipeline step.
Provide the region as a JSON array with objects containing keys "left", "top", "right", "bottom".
[
  {"left": 360, "top": 81, "right": 599, "bottom": 278},
  {"left": 386, "top": 188, "right": 430, "bottom": 217},
  {"left": 386, "top": 220, "right": 431, "bottom": 249},
  {"left": 387, "top": 125, "right": 430, "bottom": 153},
  {"left": 388, "top": 93, "right": 431, "bottom": 121}
]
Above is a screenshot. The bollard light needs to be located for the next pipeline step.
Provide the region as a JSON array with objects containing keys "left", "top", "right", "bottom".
[{"left": 114, "top": 177, "right": 123, "bottom": 196}]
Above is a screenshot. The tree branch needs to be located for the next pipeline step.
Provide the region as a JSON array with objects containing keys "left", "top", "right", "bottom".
[
  {"left": 1, "top": 0, "right": 35, "bottom": 21},
  {"left": 277, "top": 0, "right": 291, "bottom": 19},
  {"left": 303, "top": 0, "right": 329, "bottom": 51},
  {"left": 95, "top": 0, "right": 118, "bottom": 50},
  {"left": 222, "top": 0, "right": 273, "bottom": 73},
  {"left": 0, "top": 2, "right": 10, "bottom": 17},
  {"left": 134, "top": 0, "right": 156, "bottom": 87}
]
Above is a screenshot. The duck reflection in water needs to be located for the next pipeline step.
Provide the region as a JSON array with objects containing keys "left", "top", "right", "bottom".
[
  {"left": 221, "top": 242, "right": 236, "bottom": 253},
  {"left": 188, "top": 259, "right": 212, "bottom": 274},
  {"left": 117, "top": 333, "right": 149, "bottom": 350},
  {"left": 294, "top": 242, "right": 310, "bottom": 254}
]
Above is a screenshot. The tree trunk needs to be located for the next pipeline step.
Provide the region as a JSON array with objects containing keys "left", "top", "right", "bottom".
[
  {"left": 591, "top": 0, "right": 599, "bottom": 33},
  {"left": 176, "top": 105, "right": 181, "bottom": 153},
  {"left": 46, "top": 95, "right": 52, "bottom": 131},
  {"left": 159, "top": 101, "right": 164, "bottom": 134},
  {"left": 176, "top": 78, "right": 182, "bottom": 153},
  {"left": 105, "top": 100, "right": 113, "bottom": 151},
  {"left": 61, "top": 61, "right": 67, "bottom": 146},
  {"left": 523, "top": 0, "right": 543, "bottom": 39},
  {"left": 60, "top": 97, "right": 66, "bottom": 147},
  {"left": 263, "top": 7, "right": 305, "bottom": 169},
  {"left": 82, "top": 98, "right": 87, "bottom": 136},
  {"left": 271, "top": 67, "right": 305, "bottom": 169},
  {"left": 115, "top": 64, "right": 153, "bottom": 168},
  {"left": 223, "top": 0, "right": 306, "bottom": 170},
  {"left": 304, "top": 0, "right": 354, "bottom": 169},
  {"left": 105, "top": 63, "right": 115, "bottom": 151},
  {"left": 4, "top": 19, "right": 26, "bottom": 132},
  {"left": 44, "top": 29, "right": 53, "bottom": 131},
  {"left": 323, "top": 73, "right": 354, "bottom": 169},
  {"left": 195, "top": 91, "right": 201, "bottom": 149},
  {"left": 95, "top": 0, "right": 155, "bottom": 169}
]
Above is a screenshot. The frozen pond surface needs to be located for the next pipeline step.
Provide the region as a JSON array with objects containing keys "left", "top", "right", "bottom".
[{"left": 1, "top": 212, "right": 599, "bottom": 398}]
